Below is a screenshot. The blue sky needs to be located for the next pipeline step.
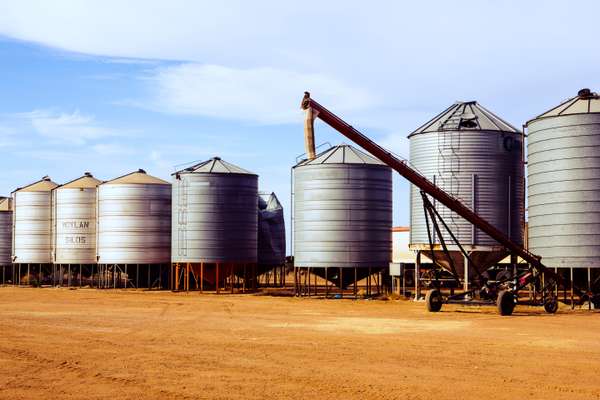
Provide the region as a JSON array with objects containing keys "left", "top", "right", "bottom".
[{"left": 0, "top": 0, "right": 599, "bottom": 248}]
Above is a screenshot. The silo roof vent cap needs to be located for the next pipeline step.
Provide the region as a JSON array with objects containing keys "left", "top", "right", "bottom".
[{"left": 137, "top": 169, "right": 146, "bottom": 174}]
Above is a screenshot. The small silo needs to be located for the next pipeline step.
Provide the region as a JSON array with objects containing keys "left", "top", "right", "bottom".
[
  {"left": 97, "top": 169, "right": 171, "bottom": 287},
  {"left": 0, "top": 197, "right": 12, "bottom": 283},
  {"left": 52, "top": 173, "right": 102, "bottom": 272},
  {"left": 526, "top": 89, "right": 600, "bottom": 278},
  {"left": 293, "top": 144, "right": 393, "bottom": 288},
  {"left": 12, "top": 176, "right": 59, "bottom": 266},
  {"left": 171, "top": 157, "right": 258, "bottom": 290},
  {"left": 408, "top": 101, "right": 524, "bottom": 281}
]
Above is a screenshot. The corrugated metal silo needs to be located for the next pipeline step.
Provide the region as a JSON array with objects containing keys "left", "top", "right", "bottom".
[
  {"left": 12, "top": 176, "right": 59, "bottom": 264},
  {"left": 526, "top": 88, "right": 600, "bottom": 269},
  {"left": 172, "top": 157, "right": 258, "bottom": 264},
  {"left": 52, "top": 172, "right": 102, "bottom": 264},
  {"left": 408, "top": 101, "right": 524, "bottom": 278},
  {"left": 293, "top": 144, "right": 393, "bottom": 287},
  {"left": 97, "top": 169, "right": 171, "bottom": 265},
  {"left": 0, "top": 197, "right": 12, "bottom": 266}
]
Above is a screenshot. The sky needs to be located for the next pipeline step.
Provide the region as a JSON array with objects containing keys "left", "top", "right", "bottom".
[{"left": 0, "top": 0, "right": 599, "bottom": 252}]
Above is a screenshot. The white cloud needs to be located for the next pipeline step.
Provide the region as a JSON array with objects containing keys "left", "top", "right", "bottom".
[
  {"left": 16, "top": 110, "right": 125, "bottom": 145},
  {"left": 91, "top": 143, "right": 135, "bottom": 156},
  {"left": 138, "top": 63, "right": 376, "bottom": 125}
]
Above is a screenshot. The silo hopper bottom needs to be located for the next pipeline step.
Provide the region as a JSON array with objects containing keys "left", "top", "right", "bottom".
[{"left": 417, "top": 246, "right": 508, "bottom": 281}]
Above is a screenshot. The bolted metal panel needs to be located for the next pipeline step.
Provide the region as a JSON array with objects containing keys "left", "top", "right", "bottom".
[
  {"left": 0, "top": 211, "right": 11, "bottom": 265},
  {"left": 97, "top": 181, "right": 171, "bottom": 264},
  {"left": 409, "top": 130, "right": 524, "bottom": 248},
  {"left": 527, "top": 109, "right": 600, "bottom": 268},
  {"left": 13, "top": 191, "right": 55, "bottom": 263},
  {"left": 172, "top": 158, "right": 258, "bottom": 263},
  {"left": 53, "top": 187, "right": 98, "bottom": 264},
  {"left": 293, "top": 145, "right": 393, "bottom": 268}
]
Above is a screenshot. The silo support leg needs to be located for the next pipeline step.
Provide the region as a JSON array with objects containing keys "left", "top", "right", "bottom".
[
  {"left": 354, "top": 268, "right": 357, "bottom": 299},
  {"left": 216, "top": 264, "right": 220, "bottom": 294},
  {"left": 242, "top": 264, "right": 247, "bottom": 292},
  {"left": 293, "top": 267, "right": 297, "bottom": 296},
  {"left": 416, "top": 252, "right": 421, "bottom": 300},
  {"left": 200, "top": 263, "right": 204, "bottom": 293},
  {"left": 570, "top": 268, "right": 574, "bottom": 309}
]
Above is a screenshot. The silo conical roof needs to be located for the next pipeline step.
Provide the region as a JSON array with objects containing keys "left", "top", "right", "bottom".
[
  {"left": 409, "top": 101, "right": 520, "bottom": 137},
  {"left": 173, "top": 157, "right": 256, "bottom": 175},
  {"left": 0, "top": 197, "right": 11, "bottom": 211},
  {"left": 296, "top": 144, "right": 385, "bottom": 166},
  {"left": 57, "top": 172, "right": 103, "bottom": 189},
  {"left": 13, "top": 176, "right": 59, "bottom": 193},
  {"left": 104, "top": 169, "right": 169, "bottom": 185},
  {"left": 527, "top": 88, "right": 600, "bottom": 124}
]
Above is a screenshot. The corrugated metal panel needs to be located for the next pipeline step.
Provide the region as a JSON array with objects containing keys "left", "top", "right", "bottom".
[
  {"left": 53, "top": 187, "right": 97, "bottom": 264},
  {"left": 527, "top": 110, "right": 600, "bottom": 268},
  {"left": 13, "top": 191, "right": 54, "bottom": 263},
  {"left": 293, "top": 145, "right": 393, "bottom": 268},
  {"left": 409, "top": 119, "right": 524, "bottom": 248},
  {"left": 172, "top": 158, "right": 258, "bottom": 263},
  {"left": 0, "top": 211, "right": 11, "bottom": 265},
  {"left": 97, "top": 176, "right": 171, "bottom": 264}
]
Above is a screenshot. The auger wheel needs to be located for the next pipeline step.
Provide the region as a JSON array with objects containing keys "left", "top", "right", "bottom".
[
  {"left": 497, "top": 290, "right": 516, "bottom": 316},
  {"left": 544, "top": 297, "right": 559, "bottom": 314},
  {"left": 425, "top": 289, "right": 443, "bottom": 312}
]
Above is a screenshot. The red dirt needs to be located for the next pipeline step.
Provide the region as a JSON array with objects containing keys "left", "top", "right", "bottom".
[{"left": 0, "top": 287, "right": 599, "bottom": 399}]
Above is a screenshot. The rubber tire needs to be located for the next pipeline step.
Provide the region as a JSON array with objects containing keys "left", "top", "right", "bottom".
[
  {"left": 426, "top": 289, "right": 443, "bottom": 312},
  {"left": 497, "top": 290, "right": 516, "bottom": 316},
  {"left": 544, "top": 299, "right": 558, "bottom": 314}
]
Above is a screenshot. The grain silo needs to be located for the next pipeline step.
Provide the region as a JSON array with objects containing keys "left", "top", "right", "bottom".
[
  {"left": 293, "top": 144, "right": 393, "bottom": 294},
  {"left": 52, "top": 172, "right": 102, "bottom": 286},
  {"left": 171, "top": 157, "right": 258, "bottom": 292},
  {"left": 0, "top": 197, "right": 12, "bottom": 284},
  {"left": 526, "top": 88, "right": 600, "bottom": 288},
  {"left": 408, "top": 101, "right": 524, "bottom": 288},
  {"left": 258, "top": 192, "right": 286, "bottom": 286},
  {"left": 97, "top": 169, "right": 171, "bottom": 288},
  {"left": 12, "top": 176, "right": 59, "bottom": 285}
]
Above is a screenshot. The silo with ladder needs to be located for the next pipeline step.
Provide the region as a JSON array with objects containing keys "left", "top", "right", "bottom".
[{"left": 408, "top": 101, "right": 524, "bottom": 285}]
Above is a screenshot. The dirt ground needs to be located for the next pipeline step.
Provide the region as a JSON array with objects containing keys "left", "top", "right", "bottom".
[{"left": 0, "top": 287, "right": 599, "bottom": 400}]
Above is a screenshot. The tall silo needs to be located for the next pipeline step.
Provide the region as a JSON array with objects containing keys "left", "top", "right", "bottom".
[
  {"left": 408, "top": 101, "right": 524, "bottom": 284},
  {"left": 293, "top": 144, "right": 393, "bottom": 290},
  {"left": 97, "top": 169, "right": 171, "bottom": 288},
  {"left": 12, "top": 176, "right": 59, "bottom": 285},
  {"left": 526, "top": 89, "right": 600, "bottom": 286},
  {"left": 0, "top": 197, "right": 12, "bottom": 284},
  {"left": 52, "top": 172, "right": 102, "bottom": 286},
  {"left": 171, "top": 157, "right": 258, "bottom": 291}
]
